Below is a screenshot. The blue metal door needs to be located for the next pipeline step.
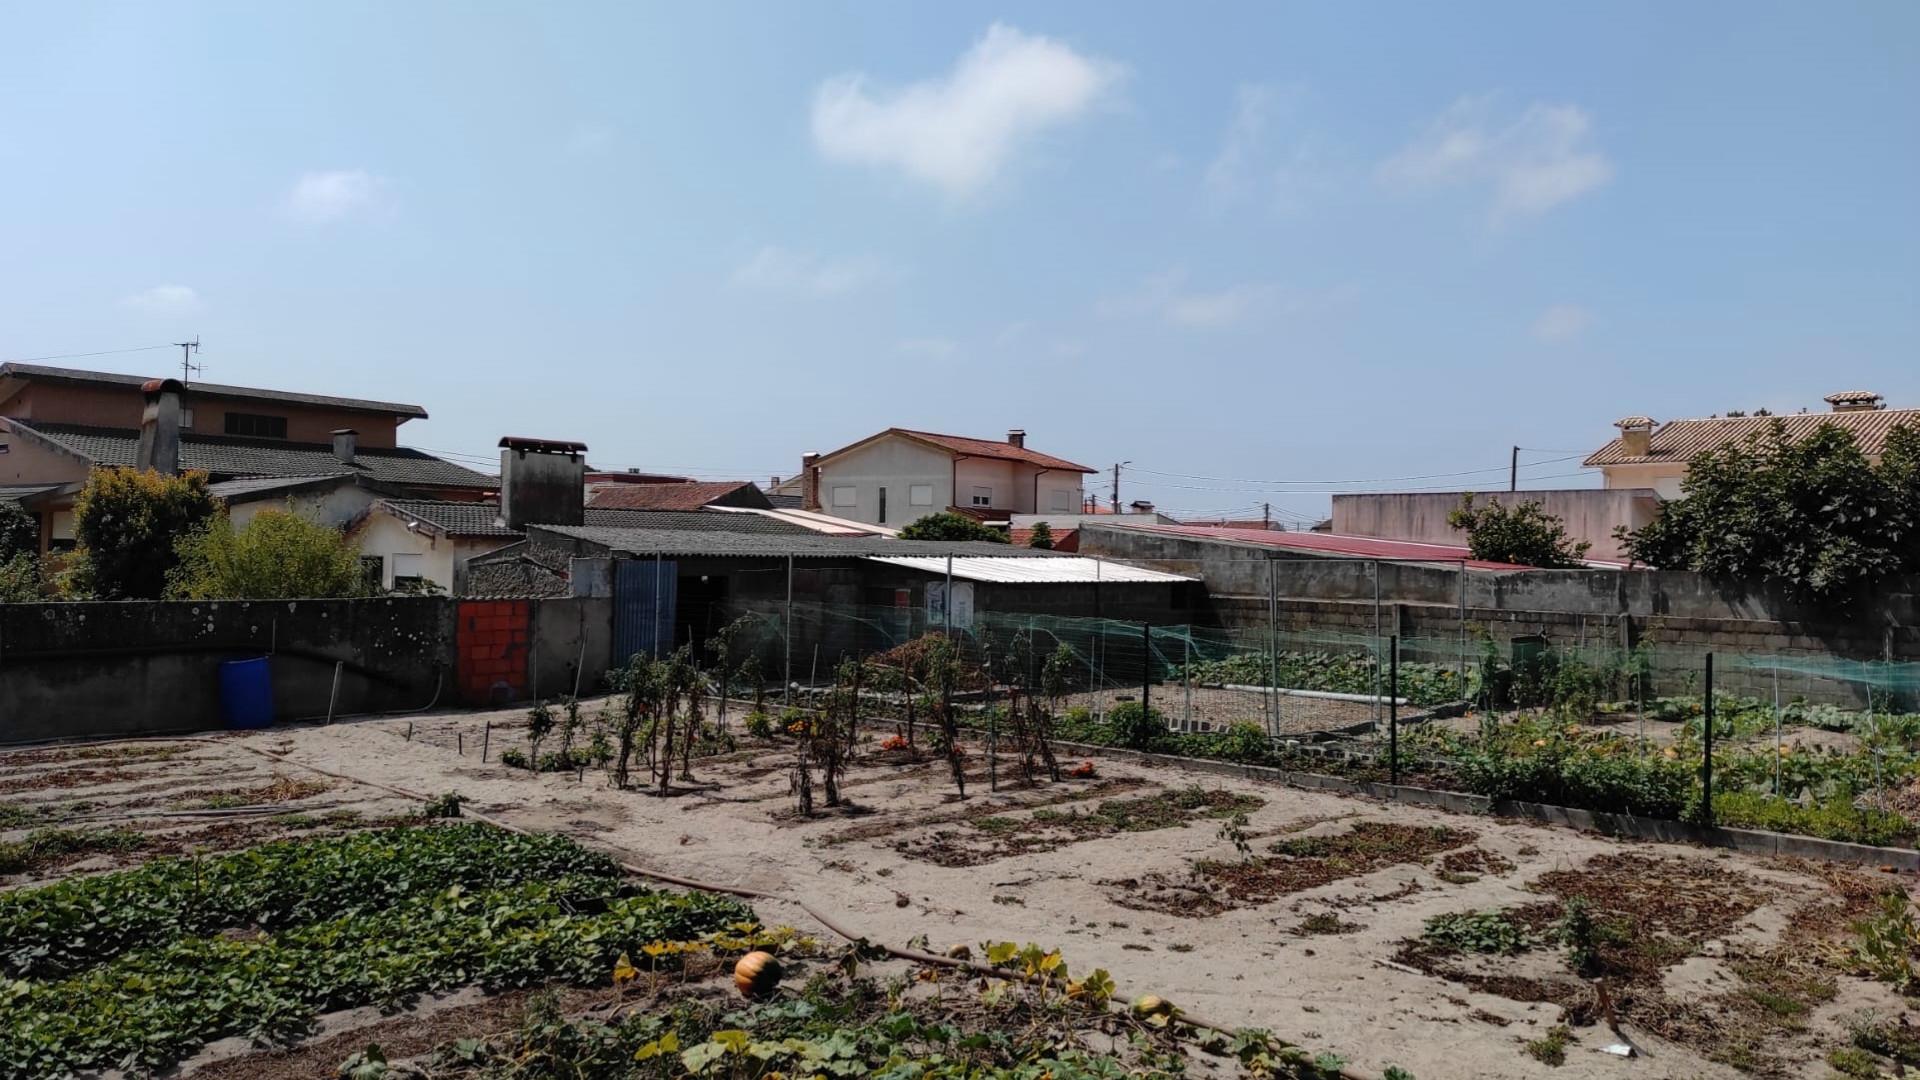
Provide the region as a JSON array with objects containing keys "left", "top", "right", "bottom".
[{"left": 613, "top": 558, "right": 678, "bottom": 665}]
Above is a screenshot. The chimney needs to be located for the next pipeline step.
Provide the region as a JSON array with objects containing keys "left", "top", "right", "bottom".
[
  {"left": 331, "top": 428, "right": 358, "bottom": 465},
  {"left": 1007, "top": 428, "right": 1026, "bottom": 449},
  {"left": 498, "top": 436, "right": 588, "bottom": 529},
  {"left": 1825, "top": 390, "right": 1885, "bottom": 413},
  {"left": 801, "top": 451, "right": 821, "bottom": 511},
  {"left": 136, "top": 378, "right": 184, "bottom": 475},
  {"left": 1614, "top": 415, "right": 1656, "bottom": 458}
]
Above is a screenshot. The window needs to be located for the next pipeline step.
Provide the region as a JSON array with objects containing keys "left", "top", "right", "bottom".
[
  {"left": 225, "top": 412, "right": 288, "bottom": 439},
  {"left": 878, "top": 487, "right": 887, "bottom": 523},
  {"left": 831, "top": 485, "right": 856, "bottom": 508},
  {"left": 1050, "top": 489, "right": 1073, "bottom": 512},
  {"left": 180, "top": 408, "right": 195, "bottom": 430},
  {"left": 909, "top": 484, "right": 933, "bottom": 506},
  {"left": 360, "top": 556, "right": 384, "bottom": 590},
  {"left": 970, "top": 486, "right": 992, "bottom": 507},
  {"left": 391, "top": 553, "right": 425, "bottom": 590}
]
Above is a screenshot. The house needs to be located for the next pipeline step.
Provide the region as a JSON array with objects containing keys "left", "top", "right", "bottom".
[
  {"left": 1584, "top": 390, "right": 1920, "bottom": 499},
  {"left": 0, "top": 366, "right": 493, "bottom": 552},
  {"left": 795, "top": 428, "right": 1094, "bottom": 528}
]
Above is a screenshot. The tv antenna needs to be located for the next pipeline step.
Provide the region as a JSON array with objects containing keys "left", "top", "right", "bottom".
[{"left": 173, "top": 338, "right": 202, "bottom": 384}]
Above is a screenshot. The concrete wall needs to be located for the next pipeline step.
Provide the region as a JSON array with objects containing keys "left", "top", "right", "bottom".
[
  {"left": 816, "top": 437, "right": 951, "bottom": 526},
  {"left": 1332, "top": 488, "right": 1660, "bottom": 562},
  {"left": 1601, "top": 462, "right": 1687, "bottom": 499},
  {"left": 0, "top": 598, "right": 452, "bottom": 742}
]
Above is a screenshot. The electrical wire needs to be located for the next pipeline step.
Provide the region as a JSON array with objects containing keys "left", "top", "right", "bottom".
[
  {"left": 3, "top": 343, "right": 178, "bottom": 364},
  {"left": 1129, "top": 452, "right": 1583, "bottom": 488}
]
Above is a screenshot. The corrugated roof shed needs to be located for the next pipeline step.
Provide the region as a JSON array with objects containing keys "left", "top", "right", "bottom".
[
  {"left": 533, "top": 524, "right": 1060, "bottom": 560},
  {"left": 9, "top": 420, "right": 495, "bottom": 489},
  {"left": 1584, "top": 409, "right": 1920, "bottom": 466},
  {"left": 867, "top": 555, "right": 1194, "bottom": 584},
  {"left": 377, "top": 502, "right": 821, "bottom": 539},
  {"left": 587, "top": 480, "right": 771, "bottom": 511}
]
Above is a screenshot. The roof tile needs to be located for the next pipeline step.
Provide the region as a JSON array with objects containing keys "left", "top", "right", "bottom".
[
  {"left": 1583, "top": 409, "right": 1920, "bottom": 467},
  {"left": 10, "top": 420, "right": 494, "bottom": 489}
]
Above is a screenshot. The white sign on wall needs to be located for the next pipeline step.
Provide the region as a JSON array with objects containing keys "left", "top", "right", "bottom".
[{"left": 925, "top": 581, "right": 975, "bottom": 630}]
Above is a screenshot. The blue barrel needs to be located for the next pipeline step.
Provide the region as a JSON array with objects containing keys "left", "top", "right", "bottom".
[{"left": 219, "top": 657, "right": 275, "bottom": 729}]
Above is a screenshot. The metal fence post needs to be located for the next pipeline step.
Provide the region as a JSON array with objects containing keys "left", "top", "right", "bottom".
[
  {"left": 1267, "top": 558, "right": 1278, "bottom": 736},
  {"left": 1371, "top": 560, "right": 1382, "bottom": 734},
  {"left": 1701, "top": 653, "right": 1715, "bottom": 828},
  {"left": 1141, "top": 622, "right": 1151, "bottom": 726},
  {"left": 1182, "top": 635, "right": 1192, "bottom": 733},
  {"left": 1389, "top": 635, "right": 1400, "bottom": 785},
  {"left": 783, "top": 555, "right": 794, "bottom": 707}
]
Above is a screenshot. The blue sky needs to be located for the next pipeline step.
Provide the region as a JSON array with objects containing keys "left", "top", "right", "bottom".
[{"left": 3, "top": 2, "right": 1915, "bottom": 525}]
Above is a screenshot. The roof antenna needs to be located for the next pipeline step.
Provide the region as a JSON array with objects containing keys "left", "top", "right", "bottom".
[{"left": 173, "top": 337, "right": 202, "bottom": 384}]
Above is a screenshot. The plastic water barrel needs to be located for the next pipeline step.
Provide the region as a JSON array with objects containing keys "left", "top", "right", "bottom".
[{"left": 219, "top": 657, "right": 275, "bottom": 729}]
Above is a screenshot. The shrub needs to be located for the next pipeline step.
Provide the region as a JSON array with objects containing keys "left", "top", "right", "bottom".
[
  {"left": 1448, "top": 494, "right": 1591, "bottom": 568},
  {"left": 744, "top": 710, "right": 776, "bottom": 739},
  {"left": 1216, "top": 721, "right": 1275, "bottom": 764},
  {"left": 68, "top": 468, "right": 219, "bottom": 599},
  {"left": 499, "top": 748, "right": 531, "bottom": 769},
  {"left": 1106, "top": 701, "right": 1168, "bottom": 751},
  {"left": 1852, "top": 891, "right": 1920, "bottom": 991},
  {"left": 168, "top": 510, "right": 367, "bottom": 599},
  {"left": 1422, "top": 910, "right": 1531, "bottom": 955},
  {"left": 896, "top": 511, "right": 1009, "bottom": 544}
]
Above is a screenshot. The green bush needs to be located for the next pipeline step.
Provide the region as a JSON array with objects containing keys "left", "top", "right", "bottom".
[
  {"left": 67, "top": 467, "right": 219, "bottom": 599},
  {"left": 1712, "top": 791, "right": 1914, "bottom": 848},
  {"left": 1422, "top": 910, "right": 1531, "bottom": 955},
  {"left": 1454, "top": 725, "right": 1693, "bottom": 819},
  {"left": 1106, "top": 701, "right": 1168, "bottom": 751},
  {"left": 166, "top": 510, "right": 368, "bottom": 599}
]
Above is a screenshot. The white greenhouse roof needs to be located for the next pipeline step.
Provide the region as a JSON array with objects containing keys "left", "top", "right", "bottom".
[{"left": 865, "top": 555, "right": 1195, "bottom": 585}]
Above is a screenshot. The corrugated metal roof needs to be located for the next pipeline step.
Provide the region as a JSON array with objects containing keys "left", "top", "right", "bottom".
[
  {"left": 376, "top": 503, "right": 820, "bottom": 539},
  {"left": 866, "top": 555, "right": 1194, "bottom": 584},
  {"left": 1095, "top": 522, "right": 1537, "bottom": 570},
  {"left": 1584, "top": 409, "right": 1920, "bottom": 467},
  {"left": 707, "top": 505, "right": 899, "bottom": 536},
  {"left": 534, "top": 524, "right": 1059, "bottom": 560}
]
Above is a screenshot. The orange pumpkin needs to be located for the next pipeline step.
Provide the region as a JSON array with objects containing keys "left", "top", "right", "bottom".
[{"left": 734, "top": 950, "right": 782, "bottom": 998}]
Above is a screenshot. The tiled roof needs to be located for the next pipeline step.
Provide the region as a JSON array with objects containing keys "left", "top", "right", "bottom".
[
  {"left": 1583, "top": 409, "right": 1920, "bottom": 467},
  {"left": 377, "top": 502, "right": 821, "bottom": 540},
  {"left": 814, "top": 428, "right": 1095, "bottom": 473},
  {"left": 207, "top": 475, "right": 356, "bottom": 501},
  {"left": 0, "top": 483, "right": 62, "bottom": 503},
  {"left": 0, "top": 362, "right": 429, "bottom": 418},
  {"left": 9, "top": 420, "right": 495, "bottom": 489},
  {"left": 587, "top": 480, "right": 770, "bottom": 511}
]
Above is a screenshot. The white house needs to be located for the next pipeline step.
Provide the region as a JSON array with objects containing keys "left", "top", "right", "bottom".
[{"left": 796, "top": 428, "right": 1094, "bottom": 528}]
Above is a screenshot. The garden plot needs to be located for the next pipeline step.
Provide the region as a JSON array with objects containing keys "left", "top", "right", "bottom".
[
  {"left": 1062, "top": 685, "right": 1386, "bottom": 739},
  {"left": 8, "top": 712, "right": 1920, "bottom": 1079}
]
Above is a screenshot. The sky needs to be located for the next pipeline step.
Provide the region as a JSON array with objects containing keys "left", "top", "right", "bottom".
[{"left": 2, "top": 2, "right": 1916, "bottom": 526}]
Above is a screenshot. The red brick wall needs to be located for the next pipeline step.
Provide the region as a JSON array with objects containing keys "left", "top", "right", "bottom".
[{"left": 457, "top": 600, "right": 530, "bottom": 705}]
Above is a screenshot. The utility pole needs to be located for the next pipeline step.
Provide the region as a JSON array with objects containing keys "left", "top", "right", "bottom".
[
  {"left": 1110, "top": 462, "right": 1121, "bottom": 514},
  {"left": 174, "top": 338, "right": 202, "bottom": 384},
  {"left": 1262, "top": 502, "right": 1271, "bottom": 530},
  {"left": 1509, "top": 445, "right": 1519, "bottom": 492}
]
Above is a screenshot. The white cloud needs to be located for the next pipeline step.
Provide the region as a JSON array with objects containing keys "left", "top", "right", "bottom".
[
  {"left": 810, "top": 23, "right": 1121, "bottom": 196},
  {"left": 1102, "top": 269, "right": 1345, "bottom": 330},
  {"left": 731, "top": 246, "right": 884, "bottom": 297},
  {"left": 286, "top": 169, "right": 386, "bottom": 223},
  {"left": 1379, "top": 97, "right": 1613, "bottom": 220},
  {"left": 122, "top": 285, "right": 200, "bottom": 315},
  {"left": 1532, "top": 303, "right": 1593, "bottom": 342},
  {"left": 1203, "top": 84, "right": 1329, "bottom": 215}
]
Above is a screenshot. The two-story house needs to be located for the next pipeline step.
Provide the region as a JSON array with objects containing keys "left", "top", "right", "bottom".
[
  {"left": 0, "top": 363, "right": 494, "bottom": 553},
  {"left": 1585, "top": 390, "right": 1920, "bottom": 499},
  {"left": 795, "top": 428, "right": 1094, "bottom": 528}
]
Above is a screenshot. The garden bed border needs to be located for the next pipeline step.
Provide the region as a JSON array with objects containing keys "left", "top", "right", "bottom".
[{"left": 1034, "top": 736, "right": 1920, "bottom": 871}]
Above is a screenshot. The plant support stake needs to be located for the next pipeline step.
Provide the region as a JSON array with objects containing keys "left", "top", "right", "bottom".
[
  {"left": 1388, "top": 635, "right": 1399, "bottom": 786},
  {"left": 1700, "top": 653, "right": 1714, "bottom": 828}
]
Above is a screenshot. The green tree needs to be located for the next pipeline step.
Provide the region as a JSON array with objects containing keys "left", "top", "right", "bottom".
[
  {"left": 896, "top": 511, "right": 1009, "bottom": 544},
  {"left": 167, "top": 510, "right": 368, "bottom": 599},
  {"left": 1621, "top": 420, "right": 1920, "bottom": 601},
  {"left": 69, "top": 468, "right": 219, "bottom": 599},
  {"left": 1447, "top": 495, "right": 1591, "bottom": 568},
  {"left": 1026, "top": 520, "right": 1055, "bottom": 549}
]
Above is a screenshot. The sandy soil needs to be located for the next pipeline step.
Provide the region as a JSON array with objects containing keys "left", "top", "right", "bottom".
[
  {"left": 1064, "top": 685, "right": 1384, "bottom": 738},
  {"left": 7, "top": 700, "right": 1916, "bottom": 1079}
]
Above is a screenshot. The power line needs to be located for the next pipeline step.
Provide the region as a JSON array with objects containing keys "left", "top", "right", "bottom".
[
  {"left": 1129, "top": 453, "right": 1583, "bottom": 488},
  {"left": 2, "top": 343, "right": 178, "bottom": 365}
]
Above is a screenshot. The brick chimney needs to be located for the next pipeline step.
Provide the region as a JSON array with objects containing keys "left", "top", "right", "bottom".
[
  {"left": 1825, "top": 390, "right": 1885, "bottom": 413},
  {"left": 498, "top": 436, "right": 588, "bottom": 529},
  {"left": 331, "top": 428, "right": 358, "bottom": 465},
  {"left": 1614, "top": 415, "right": 1656, "bottom": 458},
  {"left": 136, "top": 378, "right": 183, "bottom": 475},
  {"left": 801, "top": 451, "right": 821, "bottom": 511},
  {"left": 1007, "top": 428, "right": 1026, "bottom": 449}
]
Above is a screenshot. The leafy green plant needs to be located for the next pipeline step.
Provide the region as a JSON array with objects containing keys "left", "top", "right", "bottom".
[
  {"left": 1713, "top": 790, "right": 1914, "bottom": 847},
  {"left": 1852, "top": 891, "right": 1920, "bottom": 992},
  {"left": 1421, "top": 910, "right": 1532, "bottom": 955},
  {"left": 1448, "top": 494, "right": 1591, "bottom": 568},
  {"left": 166, "top": 509, "right": 368, "bottom": 599},
  {"left": 67, "top": 467, "right": 219, "bottom": 599},
  {"left": 744, "top": 710, "right": 776, "bottom": 739},
  {"left": 1525, "top": 1024, "right": 1572, "bottom": 1066},
  {"left": 1107, "top": 700, "right": 1168, "bottom": 751},
  {"left": 1217, "top": 812, "right": 1254, "bottom": 862},
  {"left": 421, "top": 792, "right": 465, "bottom": 819},
  {"left": 896, "top": 511, "right": 1009, "bottom": 543}
]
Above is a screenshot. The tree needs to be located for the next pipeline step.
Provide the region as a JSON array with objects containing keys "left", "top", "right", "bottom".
[
  {"left": 1620, "top": 421, "right": 1920, "bottom": 601},
  {"left": 1447, "top": 495, "right": 1591, "bottom": 568},
  {"left": 1026, "top": 521, "right": 1055, "bottom": 549},
  {"left": 69, "top": 468, "right": 219, "bottom": 599},
  {"left": 167, "top": 510, "right": 368, "bottom": 599},
  {"left": 0, "top": 500, "right": 35, "bottom": 560},
  {"left": 897, "top": 511, "right": 1009, "bottom": 544}
]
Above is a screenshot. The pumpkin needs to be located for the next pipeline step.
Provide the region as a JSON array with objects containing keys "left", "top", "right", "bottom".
[
  {"left": 733, "top": 950, "right": 782, "bottom": 998},
  {"left": 1131, "top": 994, "right": 1174, "bottom": 1017}
]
